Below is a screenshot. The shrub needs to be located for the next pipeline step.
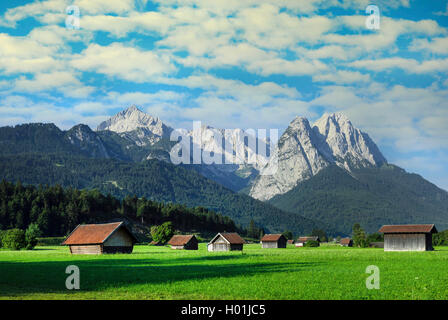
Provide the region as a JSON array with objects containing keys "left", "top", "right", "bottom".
[
  {"left": 433, "top": 230, "right": 448, "bottom": 246},
  {"left": 36, "top": 237, "right": 66, "bottom": 246},
  {"left": 304, "top": 240, "right": 319, "bottom": 247},
  {"left": 0, "top": 230, "right": 5, "bottom": 248},
  {"left": 150, "top": 222, "right": 174, "bottom": 244},
  {"left": 353, "top": 223, "right": 369, "bottom": 248},
  {"left": 2, "top": 229, "right": 26, "bottom": 250},
  {"left": 25, "top": 223, "right": 42, "bottom": 250}
]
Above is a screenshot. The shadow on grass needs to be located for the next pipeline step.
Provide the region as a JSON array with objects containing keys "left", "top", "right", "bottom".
[{"left": 0, "top": 255, "right": 323, "bottom": 296}]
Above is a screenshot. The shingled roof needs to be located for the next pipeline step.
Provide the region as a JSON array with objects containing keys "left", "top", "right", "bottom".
[
  {"left": 378, "top": 224, "right": 437, "bottom": 234},
  {"left": 62, "top": 222, "right": 136, "bottom": 245},
  {"left": 168, "top": 235, "right": 196, "bottom": 246},
  {"left": 297, "top": 236, "right": 319, "bottom": 242},
  {"left": 209, "top": 232, "right": 245, "bottom": 245},
  {"left": 261, "top": 234, "right": 285, "bottom": 242}
]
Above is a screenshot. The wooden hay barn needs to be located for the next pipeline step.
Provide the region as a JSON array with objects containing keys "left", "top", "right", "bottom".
[
  {"left": 379, "top": 224, "right": 437, "bottom": 251},
  {"left": 62, "top": 222, "right": 137, "bottom": 254},
  {"left": 208, "top": 233, "right": 245, "bottom": 252},
  {"left": 260, "top": 234, "right": 287, "bottom": 248},
  {"left": 340, "top": 238, "right": 353, "bottom": 247},
  {"left": 295, "top": 236, "right": 320, "bottom": 247},
  {"left": 287, "top": 239, "right": 295, "bottom": 245},
  {"left": 369, "top": 242, "right": 384, "bottom": 248},
  {"left": 168, "top": 235, "right": 198, "bottom": 250}
]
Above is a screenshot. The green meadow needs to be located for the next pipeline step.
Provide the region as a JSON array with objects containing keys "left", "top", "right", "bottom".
[{"left": 1, "top": 243, "right": 447, "bottom": 300}]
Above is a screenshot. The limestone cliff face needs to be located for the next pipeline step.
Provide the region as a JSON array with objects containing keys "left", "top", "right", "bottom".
[
  {"left": 249, "top": 113, "right": 386, "bottom": 201},
  {"left": 97, "top": 105, "right": 173, "bottom": 146}
]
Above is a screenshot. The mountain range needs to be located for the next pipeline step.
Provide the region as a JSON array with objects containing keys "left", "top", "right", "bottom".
[{"left": 0, "top": 106, "right": 447, "bottom": 235}]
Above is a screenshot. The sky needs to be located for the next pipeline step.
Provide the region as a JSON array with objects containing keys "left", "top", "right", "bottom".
[{"left": 0, "top": 0, "right": 447, "bottom": 190}]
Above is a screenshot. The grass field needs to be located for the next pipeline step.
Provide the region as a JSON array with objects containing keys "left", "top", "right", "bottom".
[{"left": 1, "top": 243, "right": 447, "bottom": 300}]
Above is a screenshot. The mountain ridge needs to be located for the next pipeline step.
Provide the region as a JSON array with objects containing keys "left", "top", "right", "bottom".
[
  {"left": 249, "top": 111, "right": 387, "bottom": 201},
  {"left": 1, "top": 106, "right": 447, "bottom": 236}
]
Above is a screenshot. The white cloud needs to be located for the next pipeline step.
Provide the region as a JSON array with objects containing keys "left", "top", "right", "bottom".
[
  {"left": 434, "top": 3, "right": 448, "bottom": 16},
  {"left": 313, "top": 70, "right": 370, "bottom": 84},
  {"left": 410, "top": 37, "right": 448, "bottom": 55},
  {"left": 13, "top": 71, "right": 95, "bottom": 98},
  {"left": 0, "top": 33, "right": 54, "bottom": 59},
  {"left": 325, "top": 16, "right": 446, "bottom": 53},
  {"left": 0, "top": 0, "right": 65, "bottom": 28},
  {"left": 71, "top": 43, "right": 176, "bottom": 82},
  {"left": 72, "top": 102, "right": 114, "bottom": 115},
  {"left": 0, "top": 95, "right": 102, "bottom": 129},
  {"left": 0, "top": 26, "right": 91, "bottom": 76},
  {"left": 109, "top": 90, "right": 186, "bottom": 105},
  {"left": 0, "top": 0, "right": 145, "bottom": 27},
  {"left": 296, "top": 45, "right": 362, "bottom": 61},
  {"left": 154, "top": 0, "right": 410, "bottom": 15},
  {"left": 233, "top": 5, "right": 335, "bottom": 49},
  {"left": 309, "top": 83, "right": 448, "bottom": 153},
  {"left": 350, "top": 57, "right": 448, "bottom": 74}
]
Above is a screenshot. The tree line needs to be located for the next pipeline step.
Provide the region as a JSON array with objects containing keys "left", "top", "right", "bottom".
[{"left": 0, "top": 180, "right": 244, "bottom": 241}]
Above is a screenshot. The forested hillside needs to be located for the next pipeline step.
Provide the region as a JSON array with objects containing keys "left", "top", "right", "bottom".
[
  {"left": 0, "top": 180, "right": 244, "bottom": 239},
  {"left": 269, "top": 165, "right": 448, "bottom": 234},
  {"left": 0, "top": 153, "right": 322, "bottom": 235}
]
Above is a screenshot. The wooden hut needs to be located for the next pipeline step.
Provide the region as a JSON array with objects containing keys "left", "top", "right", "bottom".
[
  {"left": 379, "top": 224, "right": 438, "bottom": 251},
  {"left": 168, "top": 235, "right": 198, "bottom": 250},
  {"left": 295, "top": 236, "right": 320, "bottom": 247},
  {"left": 369, "top": 242, "right": 384, "bottom": 248},
  {"left": 287, "top": 239, "right": 295, "bottom": 245},
  {"left": 340, "top": 238, "right": 353, "bottom": 247},
  {"left": 62, "top": 221, "right": 137, "bottom": 254},
  {"left": 208, "top": 233, "right": 245, "bottom": 252},
  {"left": 260, "top": 234, "right": 287, "bottom": 248}
]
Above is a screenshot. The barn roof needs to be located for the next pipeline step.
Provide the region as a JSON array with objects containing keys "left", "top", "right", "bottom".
[
  {"left": 378, "top": 224, "right": 437, "bottom": 234},
  {"left": 209, "top": 232, "right": 245, "bottom": 245},
  {"left": 168, "top": 235, "right": 196, "bottom": 246},
  {"left": 62, "top": 222, "right": 137, "bottom": 245},
  {"left": 340, "top": 238, "right": 352, "bottom": 245},
  {"left": 261, "top": 234, "right": 285, "bottom": 242},
  {"left": 297, "top": 236, "right": 319, "bottom": 242}
]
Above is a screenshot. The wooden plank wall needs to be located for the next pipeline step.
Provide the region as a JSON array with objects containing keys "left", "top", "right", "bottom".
[
  {"left": 384, "top": 233, "right": 426, "bottom": 251},
  {"left": 70, "top": 245, "right": 102, "bottom": 254},
  {"left": 103, "top": 228, "right": 134, "bottom": 247},
  {"left": 262, "top": 242, "right": 278, "bottom": 248}
]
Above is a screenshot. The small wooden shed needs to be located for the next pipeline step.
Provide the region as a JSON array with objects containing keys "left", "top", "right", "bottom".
[
  {"left": 295, "top": 236, "right": 320, "bottom": 247},
  {"left": 379, "top": 224, "right": 437, "bottom": 251},
  {"left": 369, "top": 242, "right": 384, "bottom": 248},
  {"left": 62, "top": 221, "right": 137, "bottom": 254},
  {"left": 168, "top": 235, "right": 198, "bottom": 250},
  {"left": 260, "top": 234, "right": 287, "bottom": 248},
  {"left": 287, "top": 239, "right": 295, "bottom": 245},
  {"left": 208, "top": 232, "right": 245, "bottom": 252},
  {"left": 340, "top": 238, "right": 353, "bottom": 247}
]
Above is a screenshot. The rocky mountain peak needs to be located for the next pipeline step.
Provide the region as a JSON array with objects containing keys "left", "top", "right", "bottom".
[
  {"left": 249, "top": 112, "right": 387, "bottom": 201},
  {"left": 97, "top": 105, "right": 166, "bottom": 134},
  {"left": 313, "top": 112, "right": 386, "bottom": 168},
  {"left": 96, "top": 106, "right": 173, "bottom": 146},
  {"left": 125, "top": 104, "right": 140, "bottom": 113}
]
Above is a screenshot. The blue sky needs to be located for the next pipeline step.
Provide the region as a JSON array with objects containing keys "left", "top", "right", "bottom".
[{"left": 0, "top": 0, "right": 447, "bottom": 190}]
